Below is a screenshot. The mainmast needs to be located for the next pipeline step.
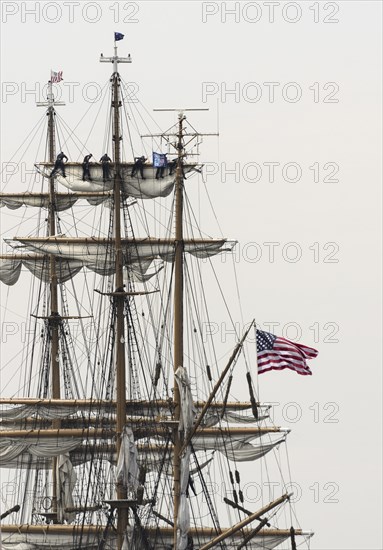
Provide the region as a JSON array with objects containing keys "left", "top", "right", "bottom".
[
  {"left": 36, "top": 82, "right": 65, "bottom": 518},
  {"left": 100, "top": 40, "right": 131, "bottom": 550}
]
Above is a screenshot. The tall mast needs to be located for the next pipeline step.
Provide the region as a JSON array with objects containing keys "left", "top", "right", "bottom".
[
  {"left": 173, "top": 112, "right": 185, "bottom": 546},
  {"left": 47, "top": 83, "right": 60, "bottom": 404},
  {"left": 100, "top": 41, "right": 131, "bottom": 550},
  {"left": 37, "top": 81, "right": 65, "bottom": 518},
  {"left": 149, "top": 107, "right": 211, "bottom": 545}
]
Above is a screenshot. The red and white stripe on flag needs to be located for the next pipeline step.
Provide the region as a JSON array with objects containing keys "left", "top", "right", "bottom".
[
  {"left": 51, "top": 70, "right": 63, "bottom": 83},
  {"left": 257, "top": 329, "right": 318, "bottom": 376}
]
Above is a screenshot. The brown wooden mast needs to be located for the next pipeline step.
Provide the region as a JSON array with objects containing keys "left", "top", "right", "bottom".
[
  {"left": 48, "top": 92, "right": 60, "bottom": 518},
  {"left": 37, "top": 80, "right": 65, "bottom": 520},
  {"left": 172, "top": 112, "right": 186, "bottom": 547},
  {"left": 148, "top": 109, "right": 217, "bottom": 545},
  {"left": 112, "top": 56, "right": 127, "bottom": 550},
  {"left": 100, "top": 41, "right": 131, "bottom": 550}
]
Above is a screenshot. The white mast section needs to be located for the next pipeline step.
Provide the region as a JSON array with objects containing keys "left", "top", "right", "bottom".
[
  {"left": 36, "top": 79, "right": 65, "bottom": 109},
  {"left": 99, "top": 46, "right": 132, "bottom": 72}
]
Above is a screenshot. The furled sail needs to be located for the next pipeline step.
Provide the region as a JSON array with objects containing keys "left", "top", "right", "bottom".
[
  {"left": 0, "top": 526, "right": 312, "bottom": 550},
  {"left": 175, "top": 366, "right": 195, "bottom": 549},
  {"left": 0, "top": 257, "right": 23, "bottom": 285},
  {"left": 0, "top": 401, "right": 269, "bottom": 423},
  {"left": 1, "top": 531, "right": 118, "bottom": 550},
  {"left": 203, "top": 409, "right": 269, "bottom": 425},
  {"left": 0, "top": 254, "right": 161, "bottom": 285},
  {"left": 57, "top": 454, "right": 77, "bottom": 523},
  {"left": 0, "top": 437, "right": 79, "bottom": 465},
  {"left": 35, "top": 162, "right": 198, "bottom": 199},
  {"left": 8, "top": 237, "right": 237, "bottom": 263},
  {"left": 115, "top": 427, "right": 139, "bottom": 492},
  {"left": 0, "top": 192, "right": 113, "bottom": 210},
  {"left": 0, "top": 256, "right": 82, "bottom": 285},
  {"left": 0, "top": 432, "right": 287, "bottom": 468}
]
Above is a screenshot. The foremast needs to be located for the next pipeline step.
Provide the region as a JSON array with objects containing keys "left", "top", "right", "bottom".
[
  {"left": 36, "top": 81, "right": 65, "bottom": 520},
  {"left": 100, "top": 41, "right": 131, "bottom": 549}
]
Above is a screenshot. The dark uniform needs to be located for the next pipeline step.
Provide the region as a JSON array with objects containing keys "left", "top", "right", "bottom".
[
  {"left": 168, "top": 158, "right": 177, "bottom": 176},
  {"left": 82, "top": 154, "right": 92, "bottom": 181},
  {"left": 156, "top": 166, "right": 165, "bottom": 179},
  {"left": 155, "top": 154, "right": 167, "bottom": 179},
  {"left": 51, "top": 152, "right": 68, "bottom": 178},
  {"left": 131, "top": 156, "right": 147, "bottom": 179},
  {"left": 169, "top": 158, "right": 185, "bottom": 178},
  {"left": 100, "top": 154, "right": 112, "bottom": 182}
]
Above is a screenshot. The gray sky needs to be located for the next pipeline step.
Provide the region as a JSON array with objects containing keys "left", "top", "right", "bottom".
[{"left": 0, "top": 2, "right": 382, "bottom": 549}]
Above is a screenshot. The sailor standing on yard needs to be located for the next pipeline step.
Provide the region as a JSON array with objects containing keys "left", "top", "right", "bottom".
[
  {"left": 169, "top": 157, "right": 185, "bottom": 178},
  {"left": 100, "top": 153, "right": 112, "bottom": 182},
  {"left": 168, "top": 158, "right": 177, "bottom": 176},
  {"left": 154, "top": 152, "right": 167, "bottom": 179},
  {"left": 51, "top": 151, "right": 68, "bottom": 178},
  {"left": 131, "top": 156, "right": 147, "bottom": 179},
  {"left": 82, "top": 153, "right": 93, "bottom": 181}
]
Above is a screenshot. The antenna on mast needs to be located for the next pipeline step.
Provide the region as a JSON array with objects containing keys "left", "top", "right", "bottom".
[{"left": 143, "top": 109, "right": 218, "bottom": 156}]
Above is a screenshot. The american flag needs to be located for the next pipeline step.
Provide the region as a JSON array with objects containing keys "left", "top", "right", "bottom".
[
  {"left": 51, "top": 70, "right": 63, "bottom": 83},
  {"left": 256, "top": 329, "right": 318, "bottom": 375}
]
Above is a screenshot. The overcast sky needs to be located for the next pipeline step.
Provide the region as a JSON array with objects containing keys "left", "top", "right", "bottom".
[{"left": 0, "top": 2, "right": 382, "bottom": 549}]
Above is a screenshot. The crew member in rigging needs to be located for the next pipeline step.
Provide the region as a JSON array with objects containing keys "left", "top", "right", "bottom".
[
  {"left": 131, "top": 156, "right": 147, "bottom": 179},
  {"left": 156, "top": 165, "right": 165, "bottom": 179},
  {"left": 100, "top": 153, "right": 112, "bottom": 182},
  {"left": 82, "top": 153, "right": 93, "bottom": 181},
  {"left": 168, "top": 158, "right": 177, "bottom": 176},
  {"left": 169, "top": 157, "right": 185, "bottom": 178},
  {"left": 155, "top": 153, "right": 167, "bottom": 180},
  {"left": 50, "top": 151, "right": 68, "bottom": 178}
]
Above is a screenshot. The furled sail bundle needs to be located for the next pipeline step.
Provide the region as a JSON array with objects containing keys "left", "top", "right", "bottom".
[{"left": 35, "top": 161, "right": 198, "bottom": 198}]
